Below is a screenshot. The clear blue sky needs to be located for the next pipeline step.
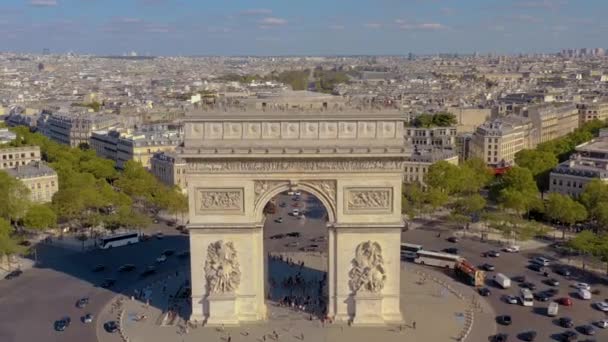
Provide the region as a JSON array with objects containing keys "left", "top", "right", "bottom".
[{"left": 1, "top": 0, "right": 606, "bottom": 55}]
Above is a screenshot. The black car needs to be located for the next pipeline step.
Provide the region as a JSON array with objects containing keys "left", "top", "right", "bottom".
[
  {"left": 559, "top": 317, "right": 575, "bottom": 328},
  {"left": 560, "top": 330, "right": 578, "bottom": 342},
  {"left": 545, "top": 278, "right": 560, "bottom": 287},
  {"left": 544, "top": 288, "right": 559, "bottom": 297},
  {"left": 118, "top": 264, "right": 136, "bottom": 272},
  {"left": 513, "top": 275, "right": 526, "bottom": 283},
  {"left": 533, "top": 292, "right": 550, "bottom": 302},
  {"left": 556, "top": 268, "right": 572, "bottom": 276},
  {"left": 487, "top": 250, "right": 500, "bottom": 257},
  {"left": 447, "top": 236, "right": 459, "bottom": 243},
  {"left": 579, "top": 325, "right": 596, "bottom": 336},
  {"left": 478, "top": 287, "right": 491, "bottom": 296},
  {"left": 100, "top": 278, "right": 116, "bottom": 288},
  {"left": 528, "top": 263, "right": 544, "bottom": 272},
  {"left": 286, "top": 232, "right": 301, "bottom": 238},
  {"left": 519, "top": 331, "right": 537, "bottom": 341},
  {"left": 444, "top": 247, "right": 459, "bottom": 255},
  {"left": 4, "top": 269, "right": 23, "bottom": 280},
  {"left": 496, "top": 315, "right": 512, "bottom": 325},
  {"left": 92, "top": 264, "right": 106, "bottom": 272},
  {"left": 521, "top": 282, "right": 537, "bottom": 290},
  {"left": 491, "top": 333, "right": 508, "bottom": 342},
  {"left": 481, "top": 263, "right": 495, "bottom": 271},
  {"left": 104, "top": 320, "right": 119, "bottom": 333},
  {"left": 76, "top": 297, "right": 89, "bottom": 308},
  {"left": 269, "top": 234, "right": 285, "bottom": 240},
  {"left": 162, "top": 249, "right": 175, "bottom": 256},
  {"left": 54, "top": 317, "right": 71, "bottom": 331}
]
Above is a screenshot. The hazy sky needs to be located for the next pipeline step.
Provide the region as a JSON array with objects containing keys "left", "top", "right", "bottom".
[{"left": 1, "top": 0, "right": 607, "bottom": 55}]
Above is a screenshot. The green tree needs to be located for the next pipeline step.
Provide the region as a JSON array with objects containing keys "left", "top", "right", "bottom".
[
  {"left": 460, "top": 158, "right": 493, "bottom": 193},
  {"left": 402, "top": 183, "right": 425, "bottom": 219},
  {"left": 567, "top": 230, "right": 599, "bottom": 270},
  {"left": 514, "top": 149, "right": 558, "bottom": 192},
  {"left": 0, "top": 218, "right": 25, "bottom": 271},
  {"left": 426, "top": 161, "right": 462, "bottom": 194},
  {"left": 23, "top": 204, "right": 57, "bottom": 231},
  {"left": 0, "top": 170, "right": 31, "bottom": 222},
  {"left": 544, "top": 193, "right": 587, "bottom": 238},
  {"left": 494, "top": 167, "right": 540, "bottom": 217}
]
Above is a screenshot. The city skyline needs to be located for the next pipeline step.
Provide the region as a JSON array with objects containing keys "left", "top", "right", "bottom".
[{"left": 1, "top": 0, "right": 608, "bottom": 56}]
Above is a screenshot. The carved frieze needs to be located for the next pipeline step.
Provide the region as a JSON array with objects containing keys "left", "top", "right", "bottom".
[
  {"left": 349, "top": 241, "right": 386, "bottom": 294},
  {"left": 345, "top": 188, "right": 393, "bottom": 213},
  {"left": 254, "top": 180, "right": 287, "bottom": 203},
  {"left": 187, "top": 160, "right": 405, "bottom": 173},
  {"left": 204, "top": 240, "right": 241, "bottom": 294},
  {"left": 196, "top": 188, "right": 244, "bottom": 214},
  {"left": 306, "top": 180, "right": 336, "bottom": 204}
]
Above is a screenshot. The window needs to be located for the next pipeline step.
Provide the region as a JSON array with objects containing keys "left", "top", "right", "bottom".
[
  {"left": 552, "top": 179, "right": 556, "bottom": 185},
  {"left": 30, "top": 152, "right": 35, "bottom": 157}
]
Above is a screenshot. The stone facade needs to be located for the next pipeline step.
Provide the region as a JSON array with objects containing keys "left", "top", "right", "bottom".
[
  {"left": 5, "top": 161, "right": 58, "bottom": 203},
  {"left": 0, "top": 146, "right": 41, "bottom": 169},
  {"left": 182, "top": 111, "right": 406, "bottom": 326}
]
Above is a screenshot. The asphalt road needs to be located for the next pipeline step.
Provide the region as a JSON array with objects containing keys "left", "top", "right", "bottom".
[
  {"left": 0, "top": 222, "right": 189, "bottom": 342},
  {"left": 0, "top": 192, "right": 328, "bottom": 342},
  {"left": 404, "top": 227, "right": 608, "bottom": 341}
]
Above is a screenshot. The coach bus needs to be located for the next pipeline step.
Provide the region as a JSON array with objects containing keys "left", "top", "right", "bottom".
[
  {"left": 400, "top": 243, "right": 423, "bottom": 253},
  {"left": 99, "top": 232, "right": 140, "bottom": 249},
  {"left": 414, "top": 250, "right": 462, "bottom": 269}
]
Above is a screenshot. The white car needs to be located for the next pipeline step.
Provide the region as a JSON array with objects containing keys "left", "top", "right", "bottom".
[
  {"left": 578, "top": 288, "right": 592, "bottom": 300},
  {"left": 156, "top": 255, "right": 167, "bottom": 263},
  {"left": 504, "top": 245, "right": 520, "bottom": 253},
  {"left": 595, "top": 302, "right": 608, "bottom": 312},
  {"left": 505, "top": 295, "right": 519, "bottom": 304},
  {"left": 574, "top": 282, "right": 591, "bottom": 291},
  {"left": 596, "top": 319, "right": 608, "bottom": 328}
]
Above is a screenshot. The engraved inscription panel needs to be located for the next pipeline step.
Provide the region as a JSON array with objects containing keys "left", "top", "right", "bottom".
[
  {"left": 243, "top": 122, "right": 262, "bottom": 139},
  {"left": 300, "top": 122, "right": 319, "bottom": 139},
  {"left": 195, "top": 188, "right": 244, "bottom": 214},
  {"left": 319, "top": 122, "right": 338, "bottom": 139},
  {"left": 262, "top": 122, "right": 281, "bottom": 139},
  {"left": 345, "top": 187, "right": 393, "bottom": 214},
  {"left": 338, "top": 122, "right": 357, "bottom": 139},
  {"left": 224, "top": 122, "right": 243, "bottom": 139},
  {"left": 205, "top": 122, "right": 224, "bottom": 139},
  {"left": 281, "top": 122, "right": 300, "bottom": 139}
]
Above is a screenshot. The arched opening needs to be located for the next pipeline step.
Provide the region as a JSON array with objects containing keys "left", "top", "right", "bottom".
[{"left": 261, "top": 189, "right": 330, "bottom": 320}]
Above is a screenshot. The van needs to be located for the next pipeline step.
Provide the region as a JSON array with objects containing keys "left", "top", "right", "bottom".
[
  {"left": 578, "top": 288, "right": 592, "bottom": 300},
  {"left": 520, "top": 288, "right": 534, "bottom": 307},
  {"left": 494, "top": 273, "right": 511, "bottom": 289},
  {"left": 531, "top": 257, "right": 550, "bottom": 267},
  {"left": 547, "top": 302, "right": 559, "bottom": 317}
]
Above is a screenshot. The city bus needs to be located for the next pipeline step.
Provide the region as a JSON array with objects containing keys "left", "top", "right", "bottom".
[
  {"left": 400, "top": 243, "right": 423, "bottom": 253},
  {"left": 454, "top": 259, "right": 486, "bottom": 287},
  {"left": 99, "top": 232, "right": 140, "bottom": 249},
  {"left": 414, "top": 250, "right": 462, "bottom": 269}
]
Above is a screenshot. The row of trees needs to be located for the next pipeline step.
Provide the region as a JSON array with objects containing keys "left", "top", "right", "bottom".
[
  {"left": 568, "top": 231, "right": 608, "bottom": 274},
  {"left": 3, "top": 127, "right": 188, "bottom": 248},
  {"left": 515, "top": 119, "right": 608, "bottom": 191},
  {"left": 409, "top": 112, "right": 457, "bottom": 128}
]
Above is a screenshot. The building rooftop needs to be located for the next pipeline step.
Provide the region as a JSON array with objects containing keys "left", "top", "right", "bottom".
[{"left": 5, "top": 161, "right": 56, "bottom": 179}]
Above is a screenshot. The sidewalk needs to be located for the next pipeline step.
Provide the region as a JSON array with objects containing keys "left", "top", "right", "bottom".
[{"left": 96, "top": 261, "right": 492, "bottom": 342}]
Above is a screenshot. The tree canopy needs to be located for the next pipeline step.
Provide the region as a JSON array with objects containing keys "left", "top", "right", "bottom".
[{"left": 410, "top": 112, "right": 457, "bottom": 128}]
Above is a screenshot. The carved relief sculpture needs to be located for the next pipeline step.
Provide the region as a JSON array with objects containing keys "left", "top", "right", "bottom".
[
  {"left": 346, "top": 188, "right": 392, "bottom": 212},
  {"left": 204, "top": 240, "right": 241, "bottom": 294},
  {"left": 349, "top": 241, "right": 386, "bottom": 294},
  {"left": 254, "top": 180, "right": 287, "bottom": 203},
  {"left": 307, "top": 180, "right": 336, "bottom": 204},
  {"left": 187, "top": 160, "right": 405, "bottom": 173},
  {"left": 197, "top": 188, "right": 244, "bottom": 213}
]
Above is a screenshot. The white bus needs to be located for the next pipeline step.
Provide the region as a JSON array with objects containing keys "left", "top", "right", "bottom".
[
  {"left": 520, "top": 288, "right": 534, "bottom": 307},
  {"left": 414, "top": 250, "right": 462, "bottom": 269},
  {"left": 99, "top": 232, "right": 140, "bottom": 249},
  {"left": 400, "top": 243, "right": 423, "bottom": 253}
]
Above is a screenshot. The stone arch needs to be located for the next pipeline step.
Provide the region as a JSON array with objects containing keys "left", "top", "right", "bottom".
[{"left": 253, "top": 181, "right": 337, "bottom": 224}]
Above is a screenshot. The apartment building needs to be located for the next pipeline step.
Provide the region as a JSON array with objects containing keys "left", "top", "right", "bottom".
[
  {"left": 0, "top": 146, "right": 41, "bottom": 169},
  {"left": 116, "top": 131, "right": 182, "bottom": 169},
  {"left": 41, "top": 112, "right": 119, "bottom": 147},
  {"left": 404, "top": 126, "right": 457, "bottom": 148},
  {"left": 524, "top": 103, "right": 579, "bottom": 144},
  {"left": 577, "top": 101, "right": 608, "bottom": 125},
  {"left": 549, "top": 137, "right": 608, "bottom": 196},
  {"left": 150, "top": 151, "right": 187, "bottom": 191},
  {"left": 5, "top": 161, "right": 58, "bottom": 203},
  {"left": 90, "top": 129, "right": 122, "bottom": 161},
  {"left": 403, "top": 148, "right": 459, "bottom": 185},
  {"left": 0, "top": 128, "right": 16, "bottom": 144},
  {"left": 471, "top": 116, "right": 536, "bottom": 167},
  {"left": 456, "top": 133, "right": 473, "bottom": 161}
]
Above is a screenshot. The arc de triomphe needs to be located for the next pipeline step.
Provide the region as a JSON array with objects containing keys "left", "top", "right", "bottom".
[{"left": 181, "top": 111, "right": 407, "bottom": 326}]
